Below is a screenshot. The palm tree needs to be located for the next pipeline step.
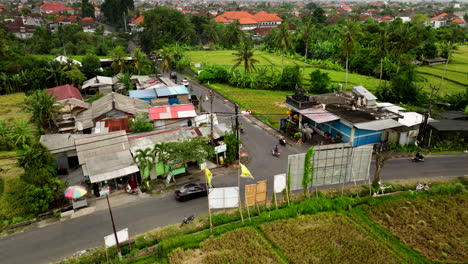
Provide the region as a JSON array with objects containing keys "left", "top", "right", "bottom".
[
  {"left": 157, "top": 47, "right": 172, "bottom": 73},
  {"left": 153, "top": 142, "right": 171, "bottom": 176},
  {"left": 8, "top": 118, "right": 36, "bottom": 149},
  {"left": 132, "top": 48, "right": 146, "bottom": 75},
  {"left": 45, "top": 61, "right": 63, "bottom": 86},
  {"left": 300, "top": 20, "right": 315, "bottom": 79},
  {"left": 374, "top": 29, "right": 389, "bottom": 90},
  {"left": 342, "top": 20, "right": 360, "bottom": 90},
  {"left": 275, "top": 22, "right": 291, "bottom": 74},
  {"left": 232, "top": 37, "right": 258, "bottom": 73},
  {"left": 110, "top": 46, "right": 127, "bottom": 73},
  {"left": 23, "top": 90, "right": 61, "bottom": 130},
  {"left": 134, "top": 148, "right": 155, "bottom": 180}
]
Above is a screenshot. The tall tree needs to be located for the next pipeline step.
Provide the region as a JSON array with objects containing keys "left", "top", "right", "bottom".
[
  {"left": 23, "top": 90, "right": 61, "bottom": 131},
  {"left": 139, "top": 7, "right": 195, "bottom": 52},
  {"left": 132, "top": 48, "right": 146, "bottom": 75},
  {"left": 110, "top": 46, "right": 127, "bottom": 73},
  {"left": 374, "top": 29, "right": 389, "bottom": 90},
  {"left": 81, "top": 0, "right": 95, "bottom": 18},
  {"left": 342, "top": 20, "right": 360, "bottom": 90},
  {"left": 275, "top": 22, "right": 291, "bottom": 74},
  {"left": 232, "top": 38, "right": 258, "bottom": 73},
  {"left": 222, "top": 20, "right": 244, "bottom": 49},
  {"left": 101, "top": 0, "right": 134, "bottom": 29},
  {"left": 300, "top": 20, "right": 315, "bottom": 78},
  {"left": 81, "top": 52, "right": 101, "bottom": 79},
  {"left": 134, "top": 148, "right": 155, "bottom": 180},
  {"left": 438, "top": 26, "right": 464, "bottom": 94}
]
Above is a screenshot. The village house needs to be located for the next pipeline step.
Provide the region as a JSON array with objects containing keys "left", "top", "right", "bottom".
[
  {"left": 283, "top": 86, "right": 424, "bottom": 146},
  {"left": 75, "top": 92, "right": 150, "bottom": 134},
  {"left": 214, "top": 11, "right": 282, "bottom": 31}
]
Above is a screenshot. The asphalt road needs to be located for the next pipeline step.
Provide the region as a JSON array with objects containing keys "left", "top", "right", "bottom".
[{"left": 0, "top": 76, "right": 467, "bottom": 264}]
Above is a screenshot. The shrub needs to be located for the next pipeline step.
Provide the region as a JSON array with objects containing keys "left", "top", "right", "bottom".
[{"left": 308, "top": 69, "right": 331, "bottom": 94}]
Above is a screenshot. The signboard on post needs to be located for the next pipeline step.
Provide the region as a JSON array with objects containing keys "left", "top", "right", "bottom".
[
  {"left": 214, "top": 144, "right": 227, "bottom": 154},
  {"left": 255, "top": 180, "right": 267, "bottom": 203},
  {"left": 274, "top": 174, "right": 286, "bottom": 193},
  {"left": 209, "top": 187, "right": 239, "bottom": 209},
  {"left": 245, "top": 184, "right": 257, "bottom": 206},
  {"left": 104, "top": 228, "right": 129, "bottom": 248}
]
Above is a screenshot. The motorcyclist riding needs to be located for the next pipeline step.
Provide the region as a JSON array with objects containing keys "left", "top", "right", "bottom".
[
  {"left": 415, "top": 152, "right": 424, "bottom": 160},
  {"left": 274, "top": 145, "right": 279, "bottom": 154}
]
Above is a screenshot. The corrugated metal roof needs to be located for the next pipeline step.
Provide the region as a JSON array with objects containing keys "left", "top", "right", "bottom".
[
  {"left": 352, "top": 86, "right": 378, "bottom": 100},
  {"left": 129, "top": 89, "right": 158, "bottom": 99},
  {"left": 155, "top": 85, "right": 189, "bottom": 97},
  {"left": 298, "top": 108, "right": 340, "bottom": 123},
  {"left": 149, "top": 104, "right": 196, "bottom": 120},
  {"left": 398, "top": 112, "right": 424, "bottom": 127},
  {"left": 128, "top": 128, "right": 198, "bottom": 155},
  {"left": 40, "top": 133, "right": 81, "bottom": 154},
  {"left": 74, "top": 131, "right": 129, "bottom": 165},
  {"left": 86, "top": 149, "right": 138, "bottom": 183},
  {"left": 75, "top": 93, "right": 149, "bottom": 129},
  {"left": 354, "top": 119, "right": 402, "bottom": 131},
  {"left": 82, "top": 76, "right": 114, "bottom": 89},
  {"left": 375, "top": 102, "right": 406, "bottom": 113}
]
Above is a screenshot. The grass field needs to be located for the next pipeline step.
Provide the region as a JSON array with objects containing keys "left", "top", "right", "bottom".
[
  {"left": 367, "top": 193, "right": 468, "bottom": 262},
  {"left": 0, "top": 93, "right": 28, "bottom": 122},
  {"left": 209, "top": 83, "right": 290, "bottom": 127},
  {"left": 260, "top": 213, "right": 400, "bottom": 264},
  {"left": 168, "top": 227, "right": 283, "bottom": 264},
  {"left": 188, "top": 50, "right": 386, "bottom": 93},
  {"left": 189, "top": 47, "right": 468, "bottom": 96}
]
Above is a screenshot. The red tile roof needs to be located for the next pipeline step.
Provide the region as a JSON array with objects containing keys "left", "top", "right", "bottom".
[
  {"left": 132, "top": 16, "right": 144, "bottom": 25},
  {"left": 253, "top": 11, "right": 282, "bottom": 22},
  {"left": 239, "top": 17, "right": 258, "bottom": 25},
  {"left": 40, "top": 3, "right": 70, "bottom": 11},
  {"left": 81, "top": 17, "right": 95, "bottom": 26},
  {"left": 452, "top": 19, "right": 466, "bottom": 23},
  {"left": 46, "top": 84, "right": 83, "bottom": 101},
  {"left": 214, "top": 16, "right": 230, "bottom": 23},
  {"left": 54, "top": 15, "right": 77, "bottom": 23},
  {"left": 219, "top": 11, "right": 254, "bottom": 20}
]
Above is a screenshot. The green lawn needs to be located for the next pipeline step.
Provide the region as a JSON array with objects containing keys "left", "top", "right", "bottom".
[
  {"left": 209, "top": 83, "right": 291, "bottom": 127},
  {"left": 416, "top": 45, "right": 468, "bottom": 95},
  {"left": 188, "top": 50, "right": 388, "bottom": 93},
  {"left": 0, "top": 93, "right": 29, "bottom": 122}
]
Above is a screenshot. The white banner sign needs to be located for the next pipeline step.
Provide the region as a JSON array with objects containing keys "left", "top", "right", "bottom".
[
  {"left": 274, "top": 173, "right": 286, "bottom": 193},
  {"left": 214, "top": 144, "right": 227, "bottom": 154},
  {"left": 209, "top": 187, "right": 239, "bottom": 209},
  {"left": 104, "top": 228, "right": 129, "bottom": 248}
]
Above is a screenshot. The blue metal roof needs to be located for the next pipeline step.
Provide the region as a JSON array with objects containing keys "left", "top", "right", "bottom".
[
  {"left": 129, "top": 89, "right": 158, "bottom": 99},
  {"left": 155, "top": 85, "right": 189, "bottom": 97}
]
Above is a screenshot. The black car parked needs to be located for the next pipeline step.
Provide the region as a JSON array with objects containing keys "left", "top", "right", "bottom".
[{"left": 175, "top": 183, "right": 209, "bottom": 201}]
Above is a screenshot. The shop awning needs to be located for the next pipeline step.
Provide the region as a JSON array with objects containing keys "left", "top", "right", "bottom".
[
  {"left": 298, "top": 108, "right": 339, "bottom": 123},
  {"left": 85, "top": 149, "right": 139, "bottom": 183}
]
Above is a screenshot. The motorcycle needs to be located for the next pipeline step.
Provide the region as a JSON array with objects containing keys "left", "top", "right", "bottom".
[
  {"left": 279, "top": 137, "right": 286, "bottom": 146},
  {"left": 272, "top": 148, "right": 280, "bottom": 157},
  {"left": 411, "top": 156, "right": 425, "bottom": 162},
  {"left": 180, "top": 214, "right": 195, "bottom": 227},
  {"left": 125, "top": 184, "right": 139, "bottom": 195}
]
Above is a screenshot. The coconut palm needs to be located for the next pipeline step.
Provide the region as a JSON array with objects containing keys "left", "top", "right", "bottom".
[
  {"left": 132, "top": 48, "right": 146, "bottom": 75},
  {"left": 374, "top": 29, "right": 389, "bottom": 90},
  {"left": 23, "top": 89, "right": 61, "bottom": 130},
  {"left": 110, "top": 46, "right": 127, "bottom": 73},
  {"left": 232, "top": 37, "right": 258, "bottom": 73},
  {"left": 342, "top": 20, "right": 360, "bottom": 90},
  {"left": 438, "top": 26, "right": 464, "bottom": 94},
  {"left": 300, "top": 20, "right": 315, "bottom": 79},
  {"left": 157, "top": 47, "right": 172, "bottom": 73},
  {"left": 153, "top": 142, "right": 171, "bottom": 176},
  {"left": 134, "top": 148, "right": 155, "bottom": 180},
  {"left": 275, "top": 22, "right": 291, "bottom": 74}
]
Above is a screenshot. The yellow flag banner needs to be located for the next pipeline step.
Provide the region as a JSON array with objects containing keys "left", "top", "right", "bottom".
[
  {"left": 205, "top": 168, "right": 213, "bottom": 187},
  {"left": 240, "top": 163, "right": 254, "bottom": 179}
]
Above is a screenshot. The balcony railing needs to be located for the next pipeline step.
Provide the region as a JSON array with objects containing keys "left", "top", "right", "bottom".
[{"left": 285, "top": 95, "right": 315, "bottom": 110}]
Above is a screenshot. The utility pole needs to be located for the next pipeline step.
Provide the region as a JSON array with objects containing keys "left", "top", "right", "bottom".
[
  {"left": 123, "top": 11, "right": 127, "bottom": 32},
  {"left": 235, "top": 104, "right": 240, "bottom": 142},
  {"left": 210, "top": 90, "right": 214, "bottom": 140},
  {"left": 106, "top": 195, "right": 122, "bottom": 260},
  {"left": 418, "top": 84, "right": 439, "bottom": 145}
]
